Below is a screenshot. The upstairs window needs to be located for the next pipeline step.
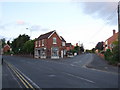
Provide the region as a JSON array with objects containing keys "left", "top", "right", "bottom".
[
  {"left": 53, "top": 37, "right": 57, "bottom": 44},
  {"left": 62, "top": 42, "right": 65, "bottom": 46},
  {"left": 42, "top": 39, "right": 44, "bottom": 46},
  {"left": 35, "top": 41, "right": 37, "bottom": 47},
  {"left": 39, "top": 40, "right": 40, "bottom": 47}
]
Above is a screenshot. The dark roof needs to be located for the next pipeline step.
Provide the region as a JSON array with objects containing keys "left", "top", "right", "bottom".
[
  {"left": 60, "top": 36, "right": 66, "bottom": 42},
  {"left": 37, "top": 30, "right": 55, "bottom": 40},
  {"left": 66, "top": 43, "right": 72, "bottom": 47}
]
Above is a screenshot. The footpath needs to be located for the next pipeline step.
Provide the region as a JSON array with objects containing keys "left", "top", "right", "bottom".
[{"left": 86, "top": 54, "right": 118, "bottom": 74}]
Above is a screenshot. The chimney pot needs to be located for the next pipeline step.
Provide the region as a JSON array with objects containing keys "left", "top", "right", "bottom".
[{"left": 113, "top": 30, "right": 116, "bottom": 35}]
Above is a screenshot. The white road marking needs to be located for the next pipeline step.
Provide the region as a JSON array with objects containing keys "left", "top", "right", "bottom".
[
  {"left": 70, "top": 64, "right": 75, "bottom": 66},
  {"left": 62, "top": 72, "right": 95, "bottom": 84},
  {"left": 48, "top": 75, "right": 56, "bottom": 77}
]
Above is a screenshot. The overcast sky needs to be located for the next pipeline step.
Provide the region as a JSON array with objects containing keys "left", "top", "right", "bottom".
[{"left": 0, "top": 0, "right": 119, "bottom": 49}]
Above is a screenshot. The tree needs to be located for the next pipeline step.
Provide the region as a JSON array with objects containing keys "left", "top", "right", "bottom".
[
  {"left": 86, "top": 49, "right": 92, "bottom": 53},
  {"left": 11, "top": 34, "right": 30, "bottom": 54},
  {"left": 104, "top": 41, "right": 119, "bottom": 65},
  {"left": 104, "top": 49, "right": 113, "bottom": 61},
  {"left": 95, "top": 41, "right": 104, "bottom": 51},
  {"left": 23, "top": 40, "right": 35, "bottom": 55},
  {"left": 80, "top": 44, "right": 84, "bottom": 53},
  {"left": 74, "top": 46, "right": 80, "bottom": 54},
  {"left": 1, "top": 38, "right": 6, "bottom": 48},
  {"left": 92, "top": 48, "right": 95, "bottom": 53},
  {"left": 112, "top": 41, "right": 119, "bottom": 63},
  {"left": 7, "top": 41, "right": 10, "bottom": 46}
]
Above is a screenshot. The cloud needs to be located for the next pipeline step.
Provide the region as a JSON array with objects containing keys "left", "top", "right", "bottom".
[
  {"left": 0, "top": 25, "right": 5, "bottom": 30},
  {"left": 16, "top": 20, "right": 27, "bottom": 25},
  {"left": 29, "top": 25, "right": 41, "bottom": 31},
  {"left": 26, "top": 25, "right": 49, "bottom": 32},
  {"left": 81, "top": 2, "right": 118, "bottom": 25}
]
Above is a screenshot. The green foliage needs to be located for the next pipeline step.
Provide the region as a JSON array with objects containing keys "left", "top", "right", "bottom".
[
  {"left": 1, "top": 38, "right": 6, "bottom": 48},
  {"left": 74, "top": 46, "right": 80, "bottom": 54},
  {"left": 7, "top": 41, "right": 10, "bottom": 46},
  {"left": 95, "top": 41, "right": 104, "bottom": 51},
  {"left": 104, "top": 49, "right": 113, "bottom": 61},
  {"left": 112, "top": 41, "right": 119, "bottom": 63},
  {"left": 91, "top": 48, "right": 95, "bottom": 53},
  {"left": 23, "top": 40, "right": 35, "bottom": 54},
  {"left": 4, "top": 50, "right": 14, "bottom": 55},
  {"left": 80, "top": 45, "right": 84, "bottom": 53},
  {"left": 86, "top": 49, "right": 92, "bottom": 53},
  {"left": 11, "top": 34, "right": 30, "bottom": 54},
  {"left": 104, "top": 41, "right": 119, "bottom": 65}
]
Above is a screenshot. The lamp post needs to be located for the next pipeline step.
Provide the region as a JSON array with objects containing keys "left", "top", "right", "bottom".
[
  {"left": 26, "top": 27, "right": 32, "bottom": 39},
  {"left": 118, "top": 2, "right": 120, "bottom": 65}
]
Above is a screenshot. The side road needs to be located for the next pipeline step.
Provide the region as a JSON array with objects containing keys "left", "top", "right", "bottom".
[
  {"left": 86, "top": 54, "right": 118, "bottom": 74},
  {"left": 7, "top": 53, "right": 118, "bottom": 74}
]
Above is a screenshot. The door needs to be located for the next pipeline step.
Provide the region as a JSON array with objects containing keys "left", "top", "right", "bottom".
[
  {"left": 61, "top": 50, "right": 63, "bottom": 58},
  {"left": 51, "top": 47, "right": 59, "bottom": 59}
]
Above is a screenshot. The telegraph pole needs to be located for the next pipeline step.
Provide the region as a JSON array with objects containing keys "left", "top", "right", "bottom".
[
  {"left": 118, "top": 1, "right": 120, "bottom": 63},
  {"left": 118, "top": 4, "right": 120, "bottom": 85},
  {"left": 118, "top": 1, "right": 120, "bottom": 32}
]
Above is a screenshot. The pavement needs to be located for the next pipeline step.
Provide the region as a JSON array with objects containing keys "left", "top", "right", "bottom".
[
  {"left": 86, "top": 54, "right": 118, "bottom": 74},
  {"left": 2, "top": 61, "right": 22, "bottom": 88},
  {"left": 2, "top": 53, "right": 119, "bottom": 88}
]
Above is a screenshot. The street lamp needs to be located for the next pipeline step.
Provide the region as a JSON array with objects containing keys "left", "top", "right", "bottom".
[{"left": 26, "top": 27, "right": 32, "bottom": 39}]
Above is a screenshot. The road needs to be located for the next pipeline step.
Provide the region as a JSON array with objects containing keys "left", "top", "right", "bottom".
[{"left": 2, "top": 53, "right": 118, "bottom": 88}]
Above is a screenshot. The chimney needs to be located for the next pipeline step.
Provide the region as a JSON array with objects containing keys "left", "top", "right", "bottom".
[
  {"left": 113, "top": 29, "right": 116, "bottom": 35},
  {"left": 76, "top": 43, "right": 78, "bottom": 46}
]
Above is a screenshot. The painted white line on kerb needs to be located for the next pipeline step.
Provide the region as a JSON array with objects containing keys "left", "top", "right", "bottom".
[{"left": 63, "top": 72, "right": 95, "bottom": 84}]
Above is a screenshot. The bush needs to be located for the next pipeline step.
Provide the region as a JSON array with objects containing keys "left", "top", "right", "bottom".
[
  {"left": 104, "top": 41, "right": 119, "bottom": 65},
  {"left": 104, "top": 49, "right": 113, "bottom": 61},
  {"left": 4, "top": 50, "right": 14, "bottom": 55}
]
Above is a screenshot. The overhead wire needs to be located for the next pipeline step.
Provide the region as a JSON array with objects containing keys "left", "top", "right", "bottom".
[{"left": 89, "top": 6, "right": 118, "bottom": 41}]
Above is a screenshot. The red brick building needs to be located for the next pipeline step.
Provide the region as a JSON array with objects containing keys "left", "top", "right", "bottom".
[
  {"left": 3, "top": 44, "right": 11, "bottom": 53},
  {"left": 66, "top": 43, "right": 74, "bottom": 51},
  {"left": 34, "top": 30, "right": 66, "bottom": 59},
  {"left": 104, "top": 30, "right": 118, "bottom": 51}
]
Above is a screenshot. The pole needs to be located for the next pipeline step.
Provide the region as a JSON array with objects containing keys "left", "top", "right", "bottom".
[
  {"left": 118, "top": 2, "right": 120, "bottom": 62},
  {"left": 26, "top": 28, "right": 32, "bottom": 39},
  {"left": 118, "top": 2, "right": 120, "bottom": 32}
]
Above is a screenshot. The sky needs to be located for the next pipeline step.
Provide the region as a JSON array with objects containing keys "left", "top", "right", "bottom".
[{"left": 0, "top": 0, "right": 119, "bottom": 49}]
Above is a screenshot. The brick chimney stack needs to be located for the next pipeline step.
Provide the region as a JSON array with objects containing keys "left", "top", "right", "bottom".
[{"left": 113, "top": 29, "right": 116, "bottom": 35}]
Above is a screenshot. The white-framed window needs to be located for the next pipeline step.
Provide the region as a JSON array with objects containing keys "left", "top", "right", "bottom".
[
  {"left": 62, "top": 42, "right": 65, "bottom": 46},
  {"left": 39, "top": 40, "right": 40, "bottom": 47},
  {"left": 42, "top": 39, "right": 44, "bottom": 46},
  {"left": 35, "top": 41, "right": 37, "bottom": 47},
  {"left": 53, "top": 37, "right": 57, "bottom": 44}
]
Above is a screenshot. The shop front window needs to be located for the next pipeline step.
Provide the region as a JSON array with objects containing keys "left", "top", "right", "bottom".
[{"left": 51, "top": 47, "right": 59, "bottom": 56}]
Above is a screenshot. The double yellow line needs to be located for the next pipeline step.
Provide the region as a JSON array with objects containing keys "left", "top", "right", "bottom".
[{"left": 5, "top": 61, "right": 35, "bottom": 90}]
